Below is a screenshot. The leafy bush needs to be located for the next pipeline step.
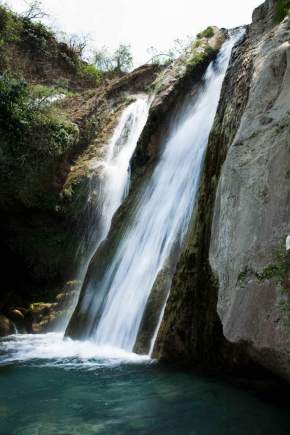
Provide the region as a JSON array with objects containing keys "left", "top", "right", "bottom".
[
  {"left": 80, "top": 64, "right": 102, "bottom": 84},
  {"left": 275, "top": 0, "right": 290, "bottom": 22},
  {"left": 197, "top": 27, "right": 214, "bottom": 39},
  {"left": 0, "top": 5, "right": 22, "bottom": 48},
  {"left": 0, "top": 74, "right": 78, "bottom": 159},
  {"left": 0, "top": 74, "right": 34, "bottom": 138}
]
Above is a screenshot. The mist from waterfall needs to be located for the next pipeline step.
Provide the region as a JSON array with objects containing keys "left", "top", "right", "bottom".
[{"left": 63, "top": 96, "right": 150, "bottom": 325}]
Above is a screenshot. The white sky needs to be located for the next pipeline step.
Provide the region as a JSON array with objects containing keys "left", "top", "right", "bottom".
[{"left": 5, "top": 0, "right": 262, "bottom": 66}]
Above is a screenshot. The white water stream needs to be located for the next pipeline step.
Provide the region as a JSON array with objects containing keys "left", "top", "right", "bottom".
[
  {"left": 71, "top": 32, "right": 243, "bottom": 353},
  {"left": 64, "top": 96, "right": 150, "bottom": 321}
]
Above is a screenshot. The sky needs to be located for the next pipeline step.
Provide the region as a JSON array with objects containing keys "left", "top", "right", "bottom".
[{"left": 5, "top": 0, "right": 262, "bottom": 66}]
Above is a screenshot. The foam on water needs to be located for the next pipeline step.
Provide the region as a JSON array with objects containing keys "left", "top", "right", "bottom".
[{"left": 0, "top": 333, "right": 151, "bottom": 369}]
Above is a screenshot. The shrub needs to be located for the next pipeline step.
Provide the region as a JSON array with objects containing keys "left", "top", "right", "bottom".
[
  {"left": 0, "top": 5, "right": 22, "bottom": 48},
  {"left": 275, "top": 0, "right": 290, "bottom": 22},
  {"left": 80, "top": 64, "right": 102, "bottom": 85},
  {"left": 0, "top": 74, "right": 34, "bottom": 138},
  {"left": 0, "top": 74, "right": 78, "bottom": 160},
  {"left": 197, "top": 26, "right": 214, "bottom": 39}
]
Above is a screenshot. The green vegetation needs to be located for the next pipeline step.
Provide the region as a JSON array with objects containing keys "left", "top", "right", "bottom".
[
  {"left": 94, "top": 43, "right": 133, "bottom": 73},
  {"left": 0, "top": 3, "right": 103, "bottom": 87},
  {"left": 147, "top": 31, "right": 215, "bottom": 68},
  {"left": 238, "top": 245, "right": 289, "bottom": 286},
  {"left": 80, "top": 63, "right": 102, "bottom": 84},
  {"left": 275, "top": 0, "right": 290, "bottom": 22},
  {"left": 0, "top": 4, "right": 22, "bottom": 48},
  {"left": 0, "top": 3, "right": 54, "bottom": 57},
  {"left": 0, "top": 73, "right": 78, "bottom": 208},
  {"left": 238, "top": 242, "right": 290, "bottom": 322},
  {"left": 186, "top": 45, "right": 215, "bottom": 68},
  {"left": 197, "top": 26, "right": 215, "bottom": 39},
  {"left": 147, "top": 37, "right": 196, "bottom": 66},
  {"left": 0, "top": 74, "right": 76, "bottom": 150}
]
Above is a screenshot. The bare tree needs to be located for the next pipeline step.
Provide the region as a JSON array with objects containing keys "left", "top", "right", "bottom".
[
  {"left": 146, "top": 35, "right": 195, "bottom": 65},
  {"left": 64, "top": 33, "right": 91, "bottom": 58},
  {"left": 22, "top": 0, "right": 48, "bottom": 20}
]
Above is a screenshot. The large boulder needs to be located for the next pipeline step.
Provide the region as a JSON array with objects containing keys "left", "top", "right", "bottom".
[{"left": 0, "top": 315, "right": 12, "bottom": 337}]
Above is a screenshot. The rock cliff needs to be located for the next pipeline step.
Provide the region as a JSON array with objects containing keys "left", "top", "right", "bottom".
[{"left": 156, "top": 0, "right": 290, "bottom": 381}]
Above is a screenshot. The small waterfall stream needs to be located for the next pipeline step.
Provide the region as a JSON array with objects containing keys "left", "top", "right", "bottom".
[
  {"left": 67, "top": 32, "right": 243, "bottom": 352},
  {"left": 64, "top": 96, "right": 150, "bottom": 321}
]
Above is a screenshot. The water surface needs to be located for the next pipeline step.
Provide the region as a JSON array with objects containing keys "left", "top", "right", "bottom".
[{"left": 0, "top": 334, "right": 289, "bottom": 435}]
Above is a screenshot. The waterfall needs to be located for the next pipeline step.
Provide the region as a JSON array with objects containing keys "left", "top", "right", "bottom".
[
  {"left": 67, "top": 32, "right": 243, "bottom": 352},
  {"left": 64, "top": 96, "right": 150, "bottom": 322}
]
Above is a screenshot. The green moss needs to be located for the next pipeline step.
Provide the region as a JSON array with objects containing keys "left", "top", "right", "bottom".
[
  {"left": 274, "top": 0, "right": 290, "bottom": 22},
  {"left": 197, "top": 27, "right": 215, "bottom": 39},
  {"left": 238, "top": 242, "right": 290, "bottom": 322},
  {"left": 238, "top": 246, "right": 289, "bottom": 285},
  {"left": 238, "top": 270, "right": 249, "bottom": 283},
  {"left": 186, "top": 45, "right": 215, "bottom": 68}
]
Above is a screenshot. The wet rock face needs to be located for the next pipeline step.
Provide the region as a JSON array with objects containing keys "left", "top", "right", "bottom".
[
  {"left": 154, "top": 30, "right": 254, "bottom": 366},
  {"left": 157, "top": 0, "right": 290, "bottom": 380},
  {"left": 134, "top": 266, "right": 173, "bottom": 355},
  {"left": 210, "top": 15, "right": 290, "bottom": 380},
  {"left": 131, "top": 29, "right": 225, "bottom": 181}
]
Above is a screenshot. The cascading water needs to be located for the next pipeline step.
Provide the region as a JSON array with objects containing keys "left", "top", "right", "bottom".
[
  {"left": 67, "top": 32, "right": 243, "bottom": 352},
  {"left": 2, "top": 27, "right": 290, "bottom": 435},
  {"left": 63, "top": 96, "right": 150, "bottom": 322}
]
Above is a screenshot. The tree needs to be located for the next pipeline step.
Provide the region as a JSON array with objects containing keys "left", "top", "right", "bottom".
[
  {"left": 93, "top": 43, "right": 133, "bottom": 73},
  {"left": 22, "top": 0, "right": 48, "bottom": 20},
  {"left": 146, "top": 35, "right": 195, "bottom": 66},
  {"left": 66, "top": 33, "right": 91, "bottom": 58},
  {"left": 57, "top": 31, "right": 91, "bottom": 59},
  {"left": 112, "top": 43, "right": 133, "bottom": 73},
  {"left": 94, "top": 46, "right": 113, "bottom": 72}
]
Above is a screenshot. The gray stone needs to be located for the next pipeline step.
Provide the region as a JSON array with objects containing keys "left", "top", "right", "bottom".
[{"left": 210, "top": 11, "right": 290, "bottom": 380}]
